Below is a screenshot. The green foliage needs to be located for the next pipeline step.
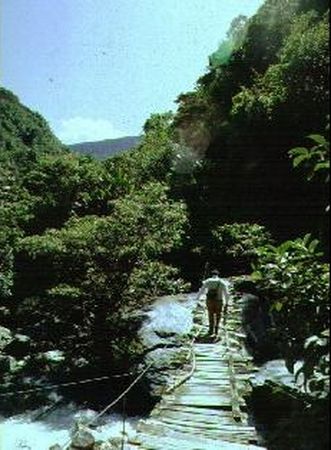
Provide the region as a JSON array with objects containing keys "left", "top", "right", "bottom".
[
  {"left": 0, "top": 90, "right": 191, "bottom": 391},
  {"left": 21, "top": 153, "right": 114, "bottom": 231},
  {"left": 143, "top": 111, "right": 174, "bottom": 134},
  {"left": 297, "top": 329, "right": 330, "bottom": 397},
  {"left": 0, "top": 88, "right": 118, "bottom": 236},
  {"left": 0, "top": 164, "right": 35, "bottom": 232},
  {"left": 241, "top": 0, "right": 303, "bottom": 72},
  {"left": 174, "top": 90, "right": 215, "bottom": 130},
  {"left": 14, "top": 182, "right": 188, "bottom": 369},
  {"left": 208, "top": 223, "right": 272, "bottom": 274},
  {"left": 0, "top": 87, "right": 65, "bottom": 171},
  {"left": 289, "top": 131, "right": 330, "bottom": 184},
  {"left": 209, "top": 15, "right": 248, "bottom": 68},
  {"left": 1, "top": 0, "right": 329, "bottom": 416},
  {"left": 0, "top": 88, "right": 67, "bottom": 235},
  {"left": 279, "top": 10, "right": 329, "bottom": 103},
  {"left": 108, "top": 183, "right": 187, "bottom": 260},
  {"left": 251, "top": 235, "right": 330, "bottom": 396},
  {"left": 232, "top": 11, "right": 329, "bottom": 124},
  {"left": 209, "top": 40, "right": 235, "bottom": 68},
  {"left": 0, "top": 232, "right": 14, "bottom": 300},
  {"left": 123, "top": 261, "right": 190, "bottom": 302},
  {"left": 104, "top": 112, "right": 175, "bottom": 199},
  {"left": 17, "top": 182, "right": 187, "bottom": 289},
  {"left": 173, "top": 0, "right": 329, "bottom": 252},
  {"left": 231, "top": 66, "right": 287, "bottom": 122},
  {"left": 196, "top": 1, "right": 307, "bottom": 118}
]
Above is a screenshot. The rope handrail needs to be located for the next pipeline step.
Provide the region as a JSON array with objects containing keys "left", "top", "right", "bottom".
[
  {"left": 163, "top": 331, "right": 199, "bottom": 395},
  {"left": 59, "top": 332, "right": 184, "bottom": 449},
  {"left": 59, "top": 293, "right": 204, "bottom": 449},
  {"left": 58, "top": 359, "right": 155, "bottom": 449},
  {"left": 0, "top": 372, "right": 133, "bottom": 398}
]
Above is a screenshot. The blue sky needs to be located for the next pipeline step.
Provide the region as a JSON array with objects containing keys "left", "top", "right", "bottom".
[{"left": 1, "top": 0, "right": 264, "bottom": 144}]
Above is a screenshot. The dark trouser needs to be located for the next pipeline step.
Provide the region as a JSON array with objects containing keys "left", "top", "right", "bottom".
[{"left": 206, "top": 298, "right": 223, "bottom": 335}]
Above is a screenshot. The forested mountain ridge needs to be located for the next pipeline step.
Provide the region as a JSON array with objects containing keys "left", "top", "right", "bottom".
[
  {"left": 0, "top": 0, "right": 329, "bottom": 446},
  {"left": 70, "top": 135, "right": 141, "bottom": 159}
]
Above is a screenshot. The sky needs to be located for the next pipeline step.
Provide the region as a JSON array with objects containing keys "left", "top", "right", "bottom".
[{"left": 1, "top": 0, "right": 264, "bottom": 144}]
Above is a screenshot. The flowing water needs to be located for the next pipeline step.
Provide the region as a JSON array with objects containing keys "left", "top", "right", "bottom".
[
  {"left": 0, "top": 293, "right": 199, "bottom": 450},
  {"left": 0, "top": 402, "right": 140, "bottom": 450}
]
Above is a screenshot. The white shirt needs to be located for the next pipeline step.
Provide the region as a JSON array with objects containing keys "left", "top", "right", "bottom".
[{"left": 200, "top": 276, "right": 229, "bottom": 302}]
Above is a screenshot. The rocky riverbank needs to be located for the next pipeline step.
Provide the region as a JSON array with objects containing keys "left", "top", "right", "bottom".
[
  {"left": 137, "top": 292, "right": 198, "bottom": 399},
  {"left": 238, "top": 289, "right": 329, "bottom": 450},
  {"left": 0, "top": 292, "right": 198, "bottom": 450},
  {"left": 248, "top": 369, "right": 329, "bottom": 450}
]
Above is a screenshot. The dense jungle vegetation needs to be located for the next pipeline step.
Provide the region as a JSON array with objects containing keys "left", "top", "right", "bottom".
[{"left": 0, "top": 0, "right": 329, "bottom": 437}]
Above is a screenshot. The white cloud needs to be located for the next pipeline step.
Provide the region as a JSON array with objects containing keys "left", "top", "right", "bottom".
[{"left": 55, "top": 116, "right": 125, "bottom": 144}]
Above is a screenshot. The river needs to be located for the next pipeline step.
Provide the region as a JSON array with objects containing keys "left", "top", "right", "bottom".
[
  {"left": 0, "top": 402, "right": 140, "bottom": 450},
  {"left": 0, "top": 292, "right": 199, "bottom": 450}
]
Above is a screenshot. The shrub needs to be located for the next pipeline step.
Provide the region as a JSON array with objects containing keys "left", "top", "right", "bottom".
[
  {"left": 251, "top": 234, "right": 330, "bottom": 397},
  {"left": 124, "top": 261, "right": 190, "bottom": 305},
  {"left": 209, "top": 223, "right": 272, "bottom": 274}
]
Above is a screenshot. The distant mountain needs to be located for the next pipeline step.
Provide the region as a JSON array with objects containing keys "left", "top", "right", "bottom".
[{"left": 70, "top": 136, "right": 141, "bottom": 159}]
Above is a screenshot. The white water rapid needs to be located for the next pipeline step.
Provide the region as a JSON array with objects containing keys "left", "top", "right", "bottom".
[{"left": 0, "top": 403, "right": 140, "bottom": 450}]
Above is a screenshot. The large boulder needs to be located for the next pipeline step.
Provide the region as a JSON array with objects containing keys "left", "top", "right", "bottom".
[
  {"left": 241, "top": 293, "right": 280, "bottom": 362},
  {"left": 0, "top": 326, "right": 13, "bottom": 351},
  {"left": 248, "top": 379, "right": 329, "bottom": 450},
  {"left": 93, "top": 442, "right": 114, "bottom": 450},
  {"left": 137, "top": 293, "right": 197, "bottom": 399},
  {"left": 35, "top": 350, "right": 66, "bottom": 371},
  {"left": 43, "top": 350, "right": 66, "bottom": 363},
  {"left": 69, "top": 427, "right": 95, "bottom": 449},
  {"left": 0, "top": 354, "right": 27, "bottom": 375}
]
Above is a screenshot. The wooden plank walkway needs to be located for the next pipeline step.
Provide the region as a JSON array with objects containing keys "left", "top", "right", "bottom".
[{"left": 128, "top": 288, "right": 266, "bottom": 450}]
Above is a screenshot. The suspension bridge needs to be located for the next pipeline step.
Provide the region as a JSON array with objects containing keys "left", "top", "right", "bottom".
[
  {"left": 126, "top": 288, "right": 266, "bottom": 450},
  {"left": 3, "top": 285, "right": 266, "bottom": 449}
]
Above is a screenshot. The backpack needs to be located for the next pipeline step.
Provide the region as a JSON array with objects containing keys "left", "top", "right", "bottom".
[{"left": 206, "top": 286, "right": 219, "bottom": 300}]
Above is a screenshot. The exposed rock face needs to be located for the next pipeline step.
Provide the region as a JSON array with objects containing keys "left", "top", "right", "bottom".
[
  {"left": 240, "top": 286, "right": 329, "bottom": 450},
  {"left": 241, "top": 293, "right": 280, "bottom": 362},
  {"left": 137, "top": 293, "right": 197, "bottom": 399},
  {"left": 41, "top": 350, "right": 66, "bottom": 364},
  {"left": 0, "top": 326, "right": 13, "bottom": 351},
  {"left": 248, "top": 379, "right": 329, "bottom": 450},
  {"left": 0, "top": 354, "right": 27, "bottom": 375},
  {"left": 253, "top": 359, "right": 299, "bottom": 388},
  {"left": 0, "top": 330, "right": 30, "bottom": 391}
]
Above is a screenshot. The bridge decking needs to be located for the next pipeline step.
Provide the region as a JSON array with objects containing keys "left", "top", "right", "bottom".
[{"left": 128, "top": 290, "right": 266, "bottom": 450}]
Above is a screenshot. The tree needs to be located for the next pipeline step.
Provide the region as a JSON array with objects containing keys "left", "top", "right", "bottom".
[{"left": 13, "top": 182, "right": 188, "bottom": 375}]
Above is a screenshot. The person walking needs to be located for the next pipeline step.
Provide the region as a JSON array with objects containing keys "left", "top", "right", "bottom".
[{"left": 198, "top": 269, "right": 228, "bottom": 339}]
